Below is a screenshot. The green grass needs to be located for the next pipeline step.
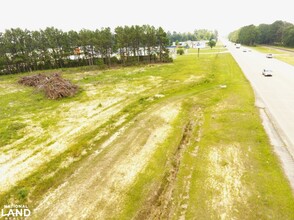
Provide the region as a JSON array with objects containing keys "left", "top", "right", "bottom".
[
  {"left": 276, "top": 55, "right": 294, "bottom": 66},
  {"left": 117, "top": 54, "right": 294, "bottom": 219},
  {"left": 187, "top": 44, "right": 227, "bottom": 54},
  {"left": 250, "top": 46, "right": 284, "bottom": 54},
  {"left": 267, "top": 45, "right": 294, "bottom": 52},
  {"left": 0, "top": 51, "right": 293, "bottom": 219}
]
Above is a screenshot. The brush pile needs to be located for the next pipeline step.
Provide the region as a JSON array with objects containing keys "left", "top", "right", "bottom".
[{"left": 18, "top": 73, "right": 78, "bottom": 99}]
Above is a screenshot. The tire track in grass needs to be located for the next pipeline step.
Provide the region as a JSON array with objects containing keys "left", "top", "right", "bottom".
[
  {"left": 135, "top": 107, "right": 203, "bottom": 220},
  {"left": 32, "top": 101, "right": 181, "bottom": 220}
]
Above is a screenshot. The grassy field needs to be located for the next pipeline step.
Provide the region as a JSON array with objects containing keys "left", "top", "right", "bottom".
[
  {"left": 250, "top": 45, "right": 294, "bottom": 66},
  {"left": 0, "top": 51, "right": 294, "bottom": 219}
]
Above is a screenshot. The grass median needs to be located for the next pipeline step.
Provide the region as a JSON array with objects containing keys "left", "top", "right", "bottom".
[{"left": 250, "top": 45, "right": 294, "bottom": 66}]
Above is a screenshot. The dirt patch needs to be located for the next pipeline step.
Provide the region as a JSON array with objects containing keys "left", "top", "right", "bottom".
[
  {"left": 184, "top": 75, "right": 203, "bottom": 84},
  {"left": 32, "top": 102, "right": 181, "bottom": 220},
  {"left": 0, "top": 83, "right": 23, "bottom": 95},
  {"left": 205, "top": 144, "right": 249, "bottom": 220},
  {"left": 127, "top": 67, "right": 146, "bottom": 75},
  {"left": 0, "top": 97, "right": 126, "bottom": 194}
]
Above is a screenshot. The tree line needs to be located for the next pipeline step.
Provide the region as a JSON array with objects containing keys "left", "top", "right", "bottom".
[
  {"left": 167, "top": 29, "right": 218, "bottom": 42},
  {"left": 0, "top": 25, "right": 171, "bottom": 75},
  {"left": 228, "top": 20, "right": 294, "bottom": 47}
]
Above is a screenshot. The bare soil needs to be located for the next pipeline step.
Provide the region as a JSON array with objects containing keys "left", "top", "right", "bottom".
[{"left": 32, "top": 102, "right": 181, "bottom": 219}]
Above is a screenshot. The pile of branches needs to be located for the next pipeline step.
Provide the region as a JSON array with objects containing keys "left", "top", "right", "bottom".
[{"left": 18, "top": 73, "right": 78, "bottom": 99}]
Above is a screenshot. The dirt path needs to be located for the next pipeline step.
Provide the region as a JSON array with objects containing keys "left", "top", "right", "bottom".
[{"left": 32, "top": 101, "right": 181, "bottom": 219}]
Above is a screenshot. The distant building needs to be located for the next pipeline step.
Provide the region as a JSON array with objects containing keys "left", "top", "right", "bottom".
[{"left": 173, "top": 41, "right": 207, "bottom": 48}]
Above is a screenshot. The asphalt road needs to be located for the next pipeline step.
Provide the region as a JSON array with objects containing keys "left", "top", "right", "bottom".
[
  {"left": 224, "top": 40, "right": 294, "bottom": 159},
  {"left": 223, "top": 41, "right": 294, "bottom": 189}
]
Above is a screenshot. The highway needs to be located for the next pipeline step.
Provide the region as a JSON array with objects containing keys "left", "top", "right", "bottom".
[{"left": 224, "top": 40, "right": 294, "bottom": 188}]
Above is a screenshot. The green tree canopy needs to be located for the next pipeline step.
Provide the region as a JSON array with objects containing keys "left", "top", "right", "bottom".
[
  {"left": 0, "top": 25, "right": 172, "bottom": 75},
  {"left": 229, "top": 20, "right": 294, "bottom": 46},
  {"left": 238, "top": 25, "right": 259, "bottom": 46},
  {"left": 208, "top": 40, "right": 216, "bottom": 49},
  {"left": 283, "top": 26, "right": 294, "bottom": 47}
]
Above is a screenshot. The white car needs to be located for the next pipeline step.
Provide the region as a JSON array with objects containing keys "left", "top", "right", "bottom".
[
  {"left": 262, "top": 69, "right": 273, "bottom": 77},
  {"left": 266, "top": 54, "right": 273, "bottom": 58}
]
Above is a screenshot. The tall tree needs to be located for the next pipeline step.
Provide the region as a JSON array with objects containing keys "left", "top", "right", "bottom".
[
  {"left": 145, "top": 25, "right": 157, "bottom": 63},
  {"left": 43, "top": 27, "right": 66, "bottom": 68},
  {"left": 156, "top": 27, "right": 169, "bottom": 62},
  {"left": 269, "top": 20, "right": 293, "bottom": 44},
  {"left": 238, "top": 25, "right": 259, "bottom": 45},
  {"left": 230, "top": 20, "right": 294, "bottom": 46},
  {"left": 0, "top": 25, "right": 173, "bottom": 75},
  {"left": 115, "top": 26, "right": 128, "bottom": 64},
  {"left": 257, "top": 24, "right": 271, "bottom": 44},
  {"left": 283, "top": 26, "right": 294, "bottom": 47},
  {"left": 94, "top": 27, "right": 114, "bottom": 65},
  {"left": 79, "top": 29, "right": 95, "bottom": 65}
]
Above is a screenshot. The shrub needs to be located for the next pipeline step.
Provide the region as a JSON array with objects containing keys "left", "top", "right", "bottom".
[{"left": 177, "top": 49, "right": 184, "bottom": 55}]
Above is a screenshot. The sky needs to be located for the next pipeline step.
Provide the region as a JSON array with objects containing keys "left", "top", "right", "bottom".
[{"left": 1, "top": 0, "right": 293, "bottom": 36}]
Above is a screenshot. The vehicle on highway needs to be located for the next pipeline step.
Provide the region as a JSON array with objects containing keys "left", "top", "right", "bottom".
[
  {"left": 236, "top": 43, "right": 241, "bottom": 49},
  {"left": 266, "top": 53, "right": 273, "bottom": 58},
  {"left": 262, "top": 69, "right": 273, "bottom": 77},
  {"left": 243, "top": 49, "right": 247, "bottom": 52}
]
